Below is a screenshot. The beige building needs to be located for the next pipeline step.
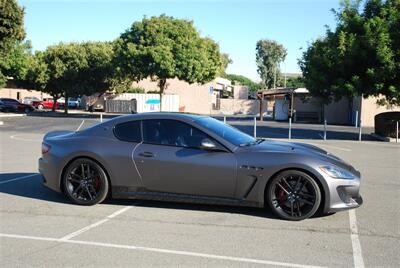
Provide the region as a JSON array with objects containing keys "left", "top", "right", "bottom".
[
  {"left": 0, "top": 87, "right": 51, "bottom": 101},
  {"left": 131, "top": 77, "right": 260, "bottom": 115},
  {"left": 261, "top": 88, "right": 400, "bottom": 127}
]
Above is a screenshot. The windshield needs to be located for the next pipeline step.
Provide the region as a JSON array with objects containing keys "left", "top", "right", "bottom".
[{"left": 195, "top": 117, "right": 256, "bottom": 146}]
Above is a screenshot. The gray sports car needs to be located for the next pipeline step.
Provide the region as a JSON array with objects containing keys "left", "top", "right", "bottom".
[{"left": 39, "top": 113, "right": 362, "bottom": 220}]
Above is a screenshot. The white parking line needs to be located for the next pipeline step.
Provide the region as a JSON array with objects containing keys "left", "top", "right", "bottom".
[
  {"left": 10, "top": 134, "right": 42, "bottom": 142},
  {"left": 349, "top": 210, "right": 365, "bottom": 268},
  {"left": 59, "top": 206, "right": 132, "bottom": 241},
  {"left": 0, "top": 174, "right": 39, "bottom": 185},
  {"left": 76, "top": 120, "right": 85, "bottom": 131},
  {"left": 0, "top": 233, "right": 325, "bottom": 268}
]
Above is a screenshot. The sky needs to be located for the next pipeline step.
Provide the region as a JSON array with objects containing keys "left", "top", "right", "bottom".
[{"left": 19, "top": 0, "right": 340, "bottom": 82}]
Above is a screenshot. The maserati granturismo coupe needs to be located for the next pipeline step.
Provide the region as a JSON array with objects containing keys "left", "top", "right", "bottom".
[{"left": 39, "top": 113, "right": 362, "bottom": 220}]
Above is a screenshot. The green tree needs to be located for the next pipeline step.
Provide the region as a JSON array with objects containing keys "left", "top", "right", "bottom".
[
  {"left": 25, "top": 42, "right": 114, "bottom": 113},
  {"left": 286, "top": 76, "right": 305, "bottom": 88},
  {"left": 24, "top": 51, "right": 58, "bottom": 110},
  {"left": 0, "top": 0, "right": 26, "bottom": 87},
  {"left": 0, "top": 41, "right": 32, "bottom": 86},
  {"left": 223, "top": 73, "right": 262, "bottom": 92},
  {"left": 219, "top": 53, "right": 232, "bottom": 75},
  {"left": 76, "top": 42, "right": 114, "bottom": 96},
  {"left": 300, "top": 0, "right": 400, "bottom": 106},
  {"left": 115, "top": 15, "right": 224, "bottom": 110},
  {"left": 256, "top": 39, "right": 287, "bottom": 89}
]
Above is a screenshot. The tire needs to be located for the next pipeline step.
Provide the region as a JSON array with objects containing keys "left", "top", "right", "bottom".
[
  {"left": 62, "top": 158, "right": 109, "bottom": 206},
  {"left": 266, "top": 170, "right": 321, "bottom": 221}
]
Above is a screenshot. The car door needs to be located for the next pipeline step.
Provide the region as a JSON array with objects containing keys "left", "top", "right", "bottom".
[{"left": 133, "top": 119, "right": 237, "bottom": 198}]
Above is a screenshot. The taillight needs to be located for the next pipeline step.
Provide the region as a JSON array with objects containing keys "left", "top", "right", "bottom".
[{"left": 42, "top": 143, "right": 51, "bottom": 154}]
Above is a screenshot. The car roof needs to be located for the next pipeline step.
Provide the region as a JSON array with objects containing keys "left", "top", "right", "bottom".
[{"left": 114, "top": 112, "right": 207, "bottom": 123}]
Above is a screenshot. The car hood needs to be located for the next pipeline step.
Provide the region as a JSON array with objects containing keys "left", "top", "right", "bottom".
[{"left": 240, "top": 139, "right": 355, "bottom": 171}]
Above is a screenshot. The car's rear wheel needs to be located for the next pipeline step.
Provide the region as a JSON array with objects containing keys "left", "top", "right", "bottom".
[
  {"left": 62, "top": 158, "right": 109, "bottom": 205},
  {"left": 266, "top": 170, "right": 321, "bottom": 221}
]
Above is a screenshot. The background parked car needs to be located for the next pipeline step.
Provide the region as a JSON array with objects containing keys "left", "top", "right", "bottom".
[
  {"left": 41, "top": 98, "right": 60, "bottom": 110},
  {"left": 57, "top": 97, "right": 66, "bottom": 108},
  {"left": 67, "top": 97, "right": 81, "bottom": 108},
  {"left": 23, "top": 96, "right": 41, "bottom": 107},
  {"left": 0, "top": 98, "right": 34, "bottom": 113}
]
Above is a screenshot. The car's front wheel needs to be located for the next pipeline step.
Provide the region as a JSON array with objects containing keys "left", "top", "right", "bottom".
[
  {"left": 62, "top": 158, "right": 109, "bottom": 205},
  {"left": 266, "top": 170, "right": 321, "bottom": 221}
]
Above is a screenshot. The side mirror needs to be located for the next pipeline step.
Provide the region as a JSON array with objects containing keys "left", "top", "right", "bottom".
[{"left": 200, "top": 138, "right": 217, "bottom": 150}]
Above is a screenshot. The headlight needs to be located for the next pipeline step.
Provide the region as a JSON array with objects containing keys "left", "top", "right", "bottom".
[{"left": 319, "top": 165, "right": 357, "bottom": 180}]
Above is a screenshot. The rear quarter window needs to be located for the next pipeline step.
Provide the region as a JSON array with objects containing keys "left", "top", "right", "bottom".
[{"left": 114, "top": 121, "right": 142, "bottom": 142}]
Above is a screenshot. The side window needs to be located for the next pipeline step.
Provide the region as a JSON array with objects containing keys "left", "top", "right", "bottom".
[
  {"left": 114, "top": 121, "right": 142, "bottom": 142},
  {"left": 142, "top": 119, "right": 211, "bottom": 148}
]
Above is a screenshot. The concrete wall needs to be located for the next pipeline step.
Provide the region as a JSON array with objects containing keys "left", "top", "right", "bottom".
[
  {"left": 0, "top": 88, "right": 51, "bottom": 101},
  {"left": 131, "top": 78, "right": 213, "bottom": 114},
  {"left": 211, "top": 99, "right": 265, "bottom": 115},
  {"left": 114, "top": 93, "right": 179, "bottom": 113},
  {"left": 324, "top": 98, "right": 351, "bottom": 125},
  {"left": 360, "top": 96, "right": 400, "bottom": 127},
  {"left": 234, "top": 86, "right": 248, "bottom": 99}
]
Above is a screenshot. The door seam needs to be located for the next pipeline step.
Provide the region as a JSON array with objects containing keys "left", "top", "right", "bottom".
[{"left": 131, "top": 142, "right": 144, "bottom": 184}]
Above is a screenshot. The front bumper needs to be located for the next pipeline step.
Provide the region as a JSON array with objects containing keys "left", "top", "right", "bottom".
[{"left": 325, "top": 173, "right": 363, "bottom": 213}]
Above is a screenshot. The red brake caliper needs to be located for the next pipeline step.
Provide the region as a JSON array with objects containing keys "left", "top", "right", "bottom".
[{"left": 93, "top": 176, "right": 101, "bottom": 190}]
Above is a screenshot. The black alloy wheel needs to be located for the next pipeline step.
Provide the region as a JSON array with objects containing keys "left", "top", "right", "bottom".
[
  {"left": 63, "top": 158, "right": 109, "bottom": 205},
  {"left": 266, "top": 170, "right": 321, "bottom": 221}
]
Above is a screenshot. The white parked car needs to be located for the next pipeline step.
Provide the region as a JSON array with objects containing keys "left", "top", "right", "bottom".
[
  {"left": 57, "top": 97, "right": 80, "bottom": 108},
  {"left": 23, "top": 96, "right": 41, "bottom": 105},
  {"left": 57, "top": 97, "right": 65, "bottom": 107}
]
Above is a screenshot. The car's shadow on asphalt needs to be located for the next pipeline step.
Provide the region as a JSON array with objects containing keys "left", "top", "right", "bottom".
[
  {"left": 0, "top": 172, "right": 71, "bottom": 204},
  {"left": 107, "top": 198, "right": 279, "bottom": 220},
  {"left": 0, "top": 172, "right": 327, "bottom": 220}
]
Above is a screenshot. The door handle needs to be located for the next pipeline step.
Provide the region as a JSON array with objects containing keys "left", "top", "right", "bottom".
[{"left": 139, "top": 151, "right": 155, "bottom": 158}]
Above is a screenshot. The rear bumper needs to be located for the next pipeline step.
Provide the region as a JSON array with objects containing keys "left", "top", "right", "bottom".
[{"left": 38, "top": 157, "right": 62, "bottom": 193}]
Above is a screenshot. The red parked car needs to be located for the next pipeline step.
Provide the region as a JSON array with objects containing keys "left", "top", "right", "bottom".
[
  {"left": 40, "top": 98, "right": 60, "bottom": 109},
  {"left": 22, "top": 97, "right": 59, "bottom": 110}
]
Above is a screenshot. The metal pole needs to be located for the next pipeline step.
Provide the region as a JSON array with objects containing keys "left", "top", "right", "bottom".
[
  {"left": 323, "top": 119, "right": 327, "bottom": 141},
  {"left": 223, "top": 116, "right": 226, "bottom": 124},
  {"left": 254, "top": 116, "right": 257, "bottom": 138},
  {"left": 100, "top": 113, "right": 103, "bottom": 122},
  {"left": 358, "top": 120, "right": 362, "bottom": 141},
  {"left": 355, "top": 111, "right": 358, "bottom": 128},
  {"left": 396, "top": 121, "right": 399, "bottom": 143},
  {"left": 289, "top": 117, "right": 292, "bottom": 140}
]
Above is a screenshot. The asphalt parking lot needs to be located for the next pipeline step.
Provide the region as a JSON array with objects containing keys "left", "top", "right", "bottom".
[{"left": 0, "top": 115, "right": 399, "bottom": 267}]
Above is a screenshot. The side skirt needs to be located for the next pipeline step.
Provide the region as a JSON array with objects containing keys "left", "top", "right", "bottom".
[{"left": 112, "top": 186, "right": 261, "bottom": 208}]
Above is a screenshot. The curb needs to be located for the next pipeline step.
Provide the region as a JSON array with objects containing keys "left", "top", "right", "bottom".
[
  {"left": 0, "top": 113, "right": 26, "bottom": 118},
  {"left": 370, "top": 133, "right": 398, "bottom": 143}
]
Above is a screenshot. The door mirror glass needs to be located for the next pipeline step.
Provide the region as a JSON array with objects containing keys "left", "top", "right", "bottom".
[{"left": 200, "top": 138, "right": 217, "bottom": 150}]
